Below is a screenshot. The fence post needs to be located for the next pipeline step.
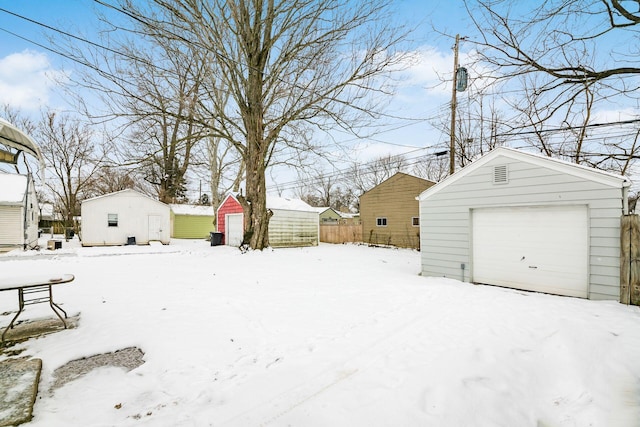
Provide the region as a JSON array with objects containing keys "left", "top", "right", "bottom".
[{"left": 620, "top": 214, "right": 640, "bottom": 305}]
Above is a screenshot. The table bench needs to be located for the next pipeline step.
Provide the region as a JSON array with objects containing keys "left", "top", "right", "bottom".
[{"left": 0, "top": 274, "right": 74, "bottom": 342}]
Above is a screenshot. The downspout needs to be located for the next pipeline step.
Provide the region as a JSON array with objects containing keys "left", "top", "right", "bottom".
[
  {"left": 623, "top": 180, "right": 631, "bottom": 304},
  {"left": 22, "top": 174, "right": 30, "bottom": 250},
  {"left": 623, "top": 181, "right": 630, "bottom": 215}
]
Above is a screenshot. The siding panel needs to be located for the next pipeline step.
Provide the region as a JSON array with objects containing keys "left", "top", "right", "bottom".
[{"left": 360, "top": 173, "right": 434, "bottom": 248}]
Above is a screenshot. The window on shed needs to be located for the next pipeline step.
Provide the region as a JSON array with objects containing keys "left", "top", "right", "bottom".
[
  {"left": 493, "top": 165, "right": 508, "bottom": 184},
  {"left": 376, "top": 217, "right": 387, "bottom": 227},
  {"left": 108, "top": 213, "right": 118, "bottom": 227},
  {"left": 412, "top": 217, "right": 419, "bottom": 227}
]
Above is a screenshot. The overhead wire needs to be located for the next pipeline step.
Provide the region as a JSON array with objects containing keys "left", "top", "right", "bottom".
[
  {"left": 3, "top": 3, "right": 640, "bottom": 199},
  {"left": 0, "top": 3, "right": 449, "bottom": 150}
]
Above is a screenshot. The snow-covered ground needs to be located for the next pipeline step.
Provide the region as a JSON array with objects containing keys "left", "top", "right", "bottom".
[{"left": 1, "top": 238, "right": 640, "bottom": 427}]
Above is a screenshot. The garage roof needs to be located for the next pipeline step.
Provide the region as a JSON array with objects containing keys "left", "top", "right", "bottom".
[{"left": 418, "top": 147, "right": 630, "bottom": 202}]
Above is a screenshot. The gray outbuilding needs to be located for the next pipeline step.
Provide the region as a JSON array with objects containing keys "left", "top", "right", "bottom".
[{"left": 418, "top": 147, "right": 630, "bottom": 300}]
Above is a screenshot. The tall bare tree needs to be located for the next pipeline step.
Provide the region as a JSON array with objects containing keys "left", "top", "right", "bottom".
[
  {"left": 295, "top": 169, "right": 356, "bottom": 211},
  {"left": 348, "top": 154, "right": 408, "bottom": 195},
  {"left": 462, "top": 0, "right": 640, "bottom": 172},
  {"left": 111, "top": 44, "right": 205, "bottom": 203},
  {"left": 38, "top": 111, "right": 104, "bottom": 236},
  {"left": 112, "top": 0, "right": 410, "bottom": 249}
]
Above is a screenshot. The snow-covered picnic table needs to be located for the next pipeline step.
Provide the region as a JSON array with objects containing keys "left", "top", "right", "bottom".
[{"left": 0, "top": 274, "right": 74, "bottom": 342}]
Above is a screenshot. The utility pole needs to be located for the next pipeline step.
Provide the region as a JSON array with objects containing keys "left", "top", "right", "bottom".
[{"left": 449, "top": 34, "right": 460, "bottom": 176}]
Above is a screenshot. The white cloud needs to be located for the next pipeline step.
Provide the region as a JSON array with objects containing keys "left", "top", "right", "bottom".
[{"left": 0, "top": 50, "right": 68, "bottom": 111}]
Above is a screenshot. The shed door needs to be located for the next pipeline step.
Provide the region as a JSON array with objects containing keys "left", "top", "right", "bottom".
[
  {"left": 472, "top": 205, "right": 588, "bottom": 298},
  {"left": 148, "top": 215, "right": 162, "bottom": 241},
  {"left": 226, "top": 213, "right": 243, "bottom": 246}
]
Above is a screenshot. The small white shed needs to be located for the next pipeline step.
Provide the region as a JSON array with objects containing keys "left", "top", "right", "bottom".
[
  {"left": 81, "top": 189, "right": 170, "bottom": 246},
  {"left": 418, "top": 147, "right": 629, "bottom": 300},
  {"left": 0, "top": 173, "right": 39, "bottom": 251}
]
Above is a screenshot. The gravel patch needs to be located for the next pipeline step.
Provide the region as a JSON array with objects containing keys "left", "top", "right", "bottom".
[{"left": 50, "top": 347, "right": 145, "bottom": 391}]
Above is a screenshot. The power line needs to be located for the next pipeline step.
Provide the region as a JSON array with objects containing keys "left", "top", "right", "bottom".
[
  {"left": 267, "top": 145, "right": 448, "bottom": 192},
  {"left": 0, "top": 3, "right": 445, "bottom": 149}
]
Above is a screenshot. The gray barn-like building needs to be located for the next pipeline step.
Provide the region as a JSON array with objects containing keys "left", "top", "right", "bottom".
[{"left": 418, "top": 147, "right": 629, "bottom": 300}]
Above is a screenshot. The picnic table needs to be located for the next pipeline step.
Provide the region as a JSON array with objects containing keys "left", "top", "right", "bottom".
[{"left": 0, "top": 274, "right": 74, "bottom": 342}]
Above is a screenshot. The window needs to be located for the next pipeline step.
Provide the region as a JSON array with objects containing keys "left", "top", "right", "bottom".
[
  {"left": 108, "top": 213, "right": 118, "bottom": 227},
  {"left": 376, "top": 217, "right": 387, "bottom": 227},
  {"left": 412, "top": 217, "right": 419, "bottom": 227}
]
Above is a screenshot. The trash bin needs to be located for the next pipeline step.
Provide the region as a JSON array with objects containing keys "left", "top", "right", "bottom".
[
  {"left": 210, "top": 232, "right": 224, "bottom": 246},
  {"left": 127, "top": 236, "right": 136, "bottom": 245}
]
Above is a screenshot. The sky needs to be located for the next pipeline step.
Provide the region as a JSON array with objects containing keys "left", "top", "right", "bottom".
[
  {"left": 1, "top": 238, "right": 640, "bottom": 426},
  {"left": 2, "top": 1, "right": 637, "bottom": 199},
  {"left": 0, "top": 1, "right": 472, "bottom": 197}
]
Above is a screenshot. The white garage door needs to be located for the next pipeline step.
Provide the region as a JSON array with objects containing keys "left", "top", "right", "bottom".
[
  {"left": 472, "top": 205, "right": 588, "bottom": 298},
  {"left": 225, "top": 213, "right": 244, "bottom": 246}
]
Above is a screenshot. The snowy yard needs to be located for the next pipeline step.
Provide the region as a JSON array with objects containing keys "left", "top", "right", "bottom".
[{"left": 1, "top": 239, "right": 640, "bottom": 426}]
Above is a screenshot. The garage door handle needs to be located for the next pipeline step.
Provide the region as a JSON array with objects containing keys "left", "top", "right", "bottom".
[{"left": 529, "top": 266, "right": 537, "bottom": 269}]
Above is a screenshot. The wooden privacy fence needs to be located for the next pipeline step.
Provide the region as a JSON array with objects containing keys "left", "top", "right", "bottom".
[
  {"left": 320, "top": 224, "right": 362, "bottom": 244},
  {"left": 620, "top": 214, "right": 640, "bottom": 305}
]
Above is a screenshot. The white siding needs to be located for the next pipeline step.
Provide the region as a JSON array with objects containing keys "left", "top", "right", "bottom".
[
  {"left": 81, "top": 190, "right": 170, "bottom": 246},
  {"left": 420, "top": 154, "right": 625, "bottom": 300},
  {"left": 0, "top": 206, "right": 23, "bottom": 248},
  {"left": 0, "top": 174, "right": 39, "bottom": 251},
  {"left": 269, "top": 209, "right": 319, "bottom": 248}
]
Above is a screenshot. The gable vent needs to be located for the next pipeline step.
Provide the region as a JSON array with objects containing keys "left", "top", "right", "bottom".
[{"left": 493, "top": 165, "right": 508, "bottom": 184}]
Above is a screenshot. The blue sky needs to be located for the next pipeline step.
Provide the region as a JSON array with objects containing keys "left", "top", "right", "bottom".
[
  {"left": 0, "top": 0, "right": 467, "bottom": 122},
  {"left": 0, "top": 0, "right": 473, "bottom": 195}
]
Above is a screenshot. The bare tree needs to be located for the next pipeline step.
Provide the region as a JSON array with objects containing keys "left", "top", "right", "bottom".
[
  {"left": 55, "top": 12, "right": 210, "bottom": 204},
  {"left": 412, "top": 154, "right": 449, "bottom": 182},
  {"left": 348, "top": 154, "right": 408, "bottom": 195},
  {"left": 461, "top": 0, "right": 640, "bottom": 171},
  {"left": 295, "top": 169, "right": 356, "bottom": 211},
  {"left": 38, "top": 111, "right": 105, "bottom": 236},
  {"left": 91, "top": 166, "right": 139, "bottom": 195},
  {"left": 111, "top": 0, "right": 411, "bottom": 249}
]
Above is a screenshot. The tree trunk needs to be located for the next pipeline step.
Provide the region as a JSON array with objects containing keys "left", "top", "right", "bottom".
[{"left": 239, "top": 108, "right": 272, "bottom": 249}]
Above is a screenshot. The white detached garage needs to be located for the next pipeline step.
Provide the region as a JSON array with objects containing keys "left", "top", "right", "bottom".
[
  {"left": 418, "top": 147, "right": 630, "bottom": 300},
  {"left": 81, "top": 189, "right": 170, "bottom": 246}
]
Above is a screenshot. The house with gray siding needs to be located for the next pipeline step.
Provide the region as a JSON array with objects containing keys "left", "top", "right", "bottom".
[{"left": 418, "top": 147, "right": 630, "bottom": 300}]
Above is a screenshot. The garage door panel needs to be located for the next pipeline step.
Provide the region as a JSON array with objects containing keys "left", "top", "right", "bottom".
[{"left": 472, "top": 205, "right": 588, "bottom": 298}]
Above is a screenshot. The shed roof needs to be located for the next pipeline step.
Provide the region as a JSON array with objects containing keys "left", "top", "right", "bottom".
[
  {"left": 418, "top": 147, "right": 630, "bottom": 202},
  {"left": 170, "top": 204, "right": 215, "bottom": 216},
  {"left": 82, "top": 189, "right": 169, "bottom": 209},
  {"left": 361, "top": 172, "right": 435, "bottom": 198},
  {"left": 219, "top": 194, "right": 319, "bottom": 213},
  {"left": 267, "top": 196, "right": 317, "bottom": 212},
  {"left": 0, "top": 173, "right": 28, "bottom": 204}
]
